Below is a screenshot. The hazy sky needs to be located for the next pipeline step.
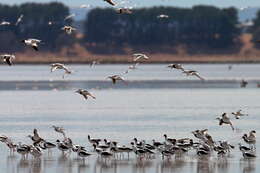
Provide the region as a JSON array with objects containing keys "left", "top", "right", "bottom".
[{"left": 1, "top": 0, "right": 260, "bottom": 8}]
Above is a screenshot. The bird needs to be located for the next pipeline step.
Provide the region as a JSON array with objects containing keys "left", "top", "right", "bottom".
[
  {"left": 107, "top": 75, "right": 127, "bottom": 84},
  {"left": 61, "top": 26, "right": 76, "bottom": 35},
  {"left": 0, "top": 54, "right": 15, "bottom": 66},
  {"left": 125, "top": 63, "right": 139, "bottom": 74},
  {"left": 64, "top": 14, "right": 76, "bottom": 21},
  {"left": 238, "top": 143, "right": 251, "bottom": 152},
  {"left": 183, "top": 70, "right": 205, "bottom": 80},
  {"left": 75, "top": 89, "right": 96, "bottom": 100},
  {"left": 117, "top": 8, "right": 132, "bottom": 14},
  {"left": 216, "top": 113, "right": 235, "bottom": 130},
  {"left": 41, "top": 141, "right": 56, "bottom": 153},
  {"left": 21, "top": 38, "right": 41, "bottom": 51},
  {"left": 104, "top": 0, "right": 116, "bottom": 6},
  {"left": 231, "top": 110, "right": 248, "bottom": 119},
  {"left": 242, "top": 130, "right": 256, "bottom": 149},
  {"left": 80, "top": 4, "right": 91, "bottom": 9},
  {"left": 52, "top": 125, "right": 66, "bottom": 138},
  {"left": 15, "top": 14, "right": 24, "bottom": 26},
  {"left": 28, "top": 129, "right": 44, "bottom": 146},
  {"left": 0, "top": 21, "right": 11, "bottom": 26},
  {"left": 77, "top": 146, "right": 91, "bottom": 160},
  {"left": 157, "top": 14, "right": 169, "bottom": 19},
  {"left": 56, "top": 140, "right": 70, "bottom": 154},
  {"left": 133, "top": 53, "right": 149, "bottom": 62},
  {"left": 167, "top": 64, "right": 184, "bottom": 71},
  {"left": 163, "top": 134, "right": 176, "bottom": 144},
  {"left": 191, "top": 129, "right": 208, "bottom": 141},
  {"left": 50, "top": 63, "right": 72, "bottom": 78},
  {"left": 88, "top": 135, "right": 101, "bottom": 145},
  {"left": 241, "top": 150, "right": 256, "bottom": 158}
]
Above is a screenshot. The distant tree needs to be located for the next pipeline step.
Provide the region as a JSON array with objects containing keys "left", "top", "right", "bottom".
[
  {"left": 0, "top": 2, "right": 74, "bottom": 52},
  {"left": 84, "top": 6, "right": 241, "bottom": 54},
  {"left": 252, "top": 10, "right": 260, "bottom": 48}
]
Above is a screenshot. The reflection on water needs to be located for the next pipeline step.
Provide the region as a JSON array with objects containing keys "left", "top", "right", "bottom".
[{"left": 3, "top": 152, "right": 258, "bottom": 173}]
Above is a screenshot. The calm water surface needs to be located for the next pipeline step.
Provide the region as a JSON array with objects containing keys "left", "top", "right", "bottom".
[{"left": 0, "top": 64, "right": 259, "bottom": 173}]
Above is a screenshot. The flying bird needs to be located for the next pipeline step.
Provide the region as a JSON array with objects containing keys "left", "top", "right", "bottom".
[
  {"left": 216, "top": 113, "right": 235, "bottom": 131},
  {"left": 61, "top": 26, "right": 76, "bottom": 35},
  {"left": 157, "top": 14, "right": 169, "bottom": 19},
  {"left": 76, "top": 89, "right": 96, "bottom": 100},
  {"left": 0, "top": 21, "right": 11, "bottom": 26},
  {"left": 50, "top": 63, "right": 72, "bottom": 78},
  {"left": 0, "top": 54, "right": 15, "bottom": 66},
  {"left": 133, "top": 53, "right": 149, "bottom": 62},
  {"left": 125, "top": 63, "right": 139, "bottom": 74},
  {"left": 15, "top": 14, "right": 24, "bottom": 26},
  {"left": 21, "top": 38, "right": 41, "bottom": 51},
  {"left": 104, "top": 0, "right": 116, "bottom": 6},
  {"left": 183, "top": 70, "right": 205, "bottom": 80},
  {"left": 167, "top": 64, "right": 184, "bottom": 71},
  {"left": 64, "top": 14, "right": 76, "bottom": 21},
  {"left": 107, "top": 75, "right": 127, "bottom": 84},
  {"left": 231, "top": 110, "right": 248, "bottom": 119}
]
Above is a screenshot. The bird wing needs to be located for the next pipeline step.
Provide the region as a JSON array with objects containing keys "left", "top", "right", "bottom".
[
  {"left": 194, "top": 73, "right": 205, "bottom": 81},
  {"left": 105, "top": 0, "right": 116, "bottom": 6},
  {"left": 51, "top": 66, "right": 59, "bottom": 72},
  {"left": 5, "top": 58, "right": 12, "bottom": 66}
]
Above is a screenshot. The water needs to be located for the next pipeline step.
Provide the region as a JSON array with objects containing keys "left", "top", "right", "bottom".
[{"left": 0, "top": 64, "right": 259, "bottom": 173}]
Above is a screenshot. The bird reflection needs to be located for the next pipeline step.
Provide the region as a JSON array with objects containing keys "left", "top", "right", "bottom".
[{"left": 240, "top": 158, "right": 256, "bottom": 173}]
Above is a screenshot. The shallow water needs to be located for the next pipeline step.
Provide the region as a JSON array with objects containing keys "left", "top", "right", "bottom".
[{"left": 0, "top": 64, "right": 259, "bottom": 173}]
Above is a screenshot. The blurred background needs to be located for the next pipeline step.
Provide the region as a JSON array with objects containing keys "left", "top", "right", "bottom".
[{"left": 0, "top": 0, "right": 260, "bottom": 63}]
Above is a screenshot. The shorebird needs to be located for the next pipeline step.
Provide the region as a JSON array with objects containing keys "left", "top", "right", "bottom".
[
  {"left": 88, "top": 135, "right": 101, "bottom": 145},
  {"left": 107, "top": 75, "right": 127, "bottom": 84},
  {"left": 21, "top": 38, "right": 41, "bottom": 51},
  {"left": 30, "top": 146, "right": 43, "bottom": 158},
  {"left": 125, "top": 63, "right": 139, "bottom": 74},
  {"left": 163, "top": 134, "right": 176, "bottom": 144},
  {"left": 104, "top": 0, "right": 116, "bottom": 6},
  {"left": 238, "top": 143, "right": 251, "bottom": 152},
  {"left": 241, "top": 150, "right": 256, "bottom": 158},
  {"left": 0, "top": 21, "right": 11, "bottom": 26},
  {"left": 15, "top": 14, "right": 24, "bottom": 26},
  {"left": 183, "top": 70, "right": 205, "bottom": 80},
  {"left": 232, "top": 110, "right": 248, "bottom": 119},
  {"left": 50, "top": 63, "right": 72, "bottom": 78},
  {"left": 216, "top": 113, "right": 235, "bottom": 130},
  {"left": 191, "top": 129, "right": 208, "bottom": 141},
  {"left": 17, "top": 142, "right": 31, "bottom": 159},
  {"left": 56, "top": 140, "right": 70, "bottom": 154},
  {"left": 77, "top": 146, "right": 91, "bottom": 161},
  {"left": 117, "top": 8, "right": 132, "bottom": 14},
  {"left": 242, "top": 130, "right": 256, "bottom": 149},
  {"left": 133, "top": 53, "right": 149, "bottom": 62},
  {"left": 167, "top": 64, "right": 184, "bottom": 71},
  {"left": 41, "top": 141, "right": 56, "bottom": 153},
  {"left": 157, "top": 14, "right": 169, "bottom": 19},
  {"left": 0, "top": 135, "right": 9, "bottom": 143},
  {"left": 61, "top": 26, "right": 76, "bottom": 35},
  {"left": 0, "top": 54, "right": 15, "bottom": 66},
  {"left": 75, "top": 89, "right": 96, "bottom": 100},
  {"left": 52, "top": 125, "right": 66, "bottom": 138}
]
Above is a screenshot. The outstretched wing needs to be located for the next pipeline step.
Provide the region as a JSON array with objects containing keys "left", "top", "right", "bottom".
[{"left": 195, "top": 73, "right": 205, "bottom": 81}]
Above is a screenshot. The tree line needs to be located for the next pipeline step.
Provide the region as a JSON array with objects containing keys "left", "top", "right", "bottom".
[{"left": 1, "top": 2, "right": 260, "bottom": 54}]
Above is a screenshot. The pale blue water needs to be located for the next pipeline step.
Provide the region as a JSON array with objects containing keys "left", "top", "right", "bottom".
[{"left": 0, "top": 64, "right": 259, "bottom": 173}]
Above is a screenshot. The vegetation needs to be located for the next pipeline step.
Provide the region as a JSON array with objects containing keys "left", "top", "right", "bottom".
[
  {"left": 0, "top": 2, "right": 72, "bottom": 52},
  {"left": 84, "top": 6, "right": 241, "bottom": 54}
]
